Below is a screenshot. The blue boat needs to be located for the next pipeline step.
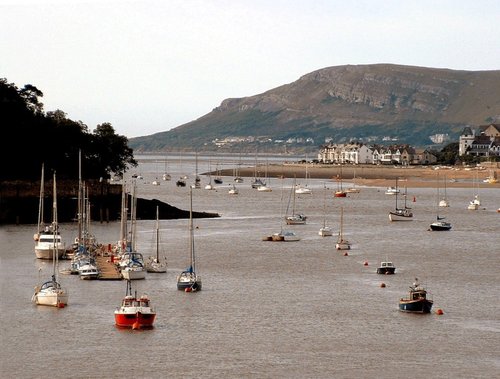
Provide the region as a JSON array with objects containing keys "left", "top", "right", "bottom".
[{"left": 399, "top": 279, "right": 433, "bottom": 313}]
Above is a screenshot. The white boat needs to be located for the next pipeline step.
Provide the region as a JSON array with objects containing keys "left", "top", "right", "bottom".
[
  {"left": 385, "top": 187, "right": 400, "bottom": 195},
  {"left": 34, "top": 164, "right": 66, "bottom": 260},
  {"left": 270, "top": 230, "right": 300, "bottom": 241},
  {"left": 335, "top": 207, "right": 351, "bottom": 250},
  {"left": 115, "top": 280, "right": 156, "bottom": 329},
  {"left": 228, "top": 184, "right": 239, "bottom": 195},
  {"left": 176, "top": 187, "right": 202, "bottom": 291},
  {"left": 467, "top": 172, "right": 481, "bottom": 210},
  {"left": 319, "top": 183, "right": 333, "bottom": 237},
  {"left": 162, "top": 155, "right": 171, "bottom": 181},
  {"left": 78, "top": 260, "right": 100, "bottom": 279},
  {"left": 32, "top": 173, "right": 69, "bottom": 307},
  {"left": 295, "top": 162, "right": 312, "bottom": 195},
  {"left": 145, "top": 206, "right": 167, "bottom": 273},
  {"left": 388, "top": 178, "right": 413, "bottom": 222},
  {"left": 119, "top": 183, "right": 146, "bottom": 280},
  {"left": 257, "top": 184, "right": 272, "bottom": 192},
  {"left": 346, "top": 169, "right": 361, "bottom": 193},
  {"left": 438, "top": 174, "right": 450, "bottom": 207}
]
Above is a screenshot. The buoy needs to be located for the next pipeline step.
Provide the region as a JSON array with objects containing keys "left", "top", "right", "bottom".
[
  {"left": 185, "top": 287, "right": 192, "bottom": 293},
  {"left": 132, "top": 321, "right": 140, "bottom": 330},
  {"left": 343, "top": 251, "right": 348, "bottom": 256},
  {"left": 380, "top": 282, "right": 386, "bottom": 288},
  {"left": 57, "top": 302, "right": 65, "bottom": 308},
  {"left": 363, "top": 260, "right": 368, "bottom": 266},
  {"left": 436, "top": 308, "right": 444, "bottom": 315}
]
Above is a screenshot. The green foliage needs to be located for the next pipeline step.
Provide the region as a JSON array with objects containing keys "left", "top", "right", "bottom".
[{"left": 0, "top": 78, "right": 137, "bottom": 180}]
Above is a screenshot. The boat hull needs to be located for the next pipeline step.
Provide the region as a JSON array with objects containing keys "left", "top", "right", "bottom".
[
  {"left": 176, "top": 279, "right": 202, "bottom": 291},
  {"left": 318, "top": 227, "right": 333, "bottom": 237},
  {"left": 334, "top": 191, "right": 347, "bottom": 197},
  {"left": 33, "top": 289, "right": 68, "bottom": 307},
  {"left": 377, "top": 267, "right": 396, "bottom": 275},
  {"left": 121, "top": 268, "right": 146, "bottom": 280},
  {"left": 114, "top": 312, "right": 156, "bottom": 328},
  {"left": 335, "top": 241, "right": 351, "bottom": 250},
  {"left": 34, "top": 246, "right": 65, "bottom": 260},
  {"left": 399, "top": 299, "right": 433, "bottom": 313},
  {"left": 430, "top": 222, "right": 452, "bottom": 231},
  {"left": 388, "top": 212, "right": 413, "bottom": 222}
]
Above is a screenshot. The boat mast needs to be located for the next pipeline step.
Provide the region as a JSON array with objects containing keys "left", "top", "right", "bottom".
[
  {"left": 52, "top": 172, "right": 58, "bottom": 282},
  {"left": 189, "top": 187, "right": 195, "bottom": 274},
  {"left": 38, "top": 164, "right": 45, "bottom": 230},
  {"left": 155, "top": 205, "right": 160, "bottom": 261}
]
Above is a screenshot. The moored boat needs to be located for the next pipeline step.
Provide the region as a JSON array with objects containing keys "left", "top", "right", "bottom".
[
  {"left": 377, "top": 261, "right": 396, "bottom": 275},
  {"left": 114, "top": 280, "right": 156, "bottom": 329},
  {"left": 399, "top": 279, "right": 433, "bottom": 313}
]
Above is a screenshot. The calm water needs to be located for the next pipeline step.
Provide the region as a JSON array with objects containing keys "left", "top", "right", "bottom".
[{"left": 1, "top": 155, "right": 499, "bottom": 378}]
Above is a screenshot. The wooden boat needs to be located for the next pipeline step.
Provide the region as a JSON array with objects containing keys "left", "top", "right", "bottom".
[
  {"left": 176, "top": 188, "right": 202, "bottom": 291},
  {"left": 114, "top": 280, "right": 156, "bottom": 329},
  {"left": 32, "top": 173, "right": 69, "bottom": 307},
  {"left": 399, "top": 279, "right": 433, "bottom": 313},
  {"left": 377, "top": 261, "right": 396, "bottom": 275}
]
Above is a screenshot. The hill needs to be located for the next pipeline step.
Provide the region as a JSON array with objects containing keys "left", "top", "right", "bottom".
[{"left": 129, "top": 64, "right": 500, "bottom": 152}]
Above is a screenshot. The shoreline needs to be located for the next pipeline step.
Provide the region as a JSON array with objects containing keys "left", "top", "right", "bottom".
[{"left": 220, "top": 163, "right": 500, "bottom": 189}]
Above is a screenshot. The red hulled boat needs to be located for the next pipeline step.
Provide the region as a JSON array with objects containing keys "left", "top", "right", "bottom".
[{"left": 114, "top": 280, "right": 156, "bottom": 329}]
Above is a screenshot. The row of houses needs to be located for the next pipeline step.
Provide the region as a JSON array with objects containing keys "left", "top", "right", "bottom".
[
  {"left": 317, "top": 142, "right": 437, "bottom": 165},
  {"left": 459, "top": 124, "right": 500, "bottom": 157}
]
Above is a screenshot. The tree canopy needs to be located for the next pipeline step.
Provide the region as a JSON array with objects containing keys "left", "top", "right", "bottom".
[{"left": 0, "top": 78, "right": 137, "bottom": 180}]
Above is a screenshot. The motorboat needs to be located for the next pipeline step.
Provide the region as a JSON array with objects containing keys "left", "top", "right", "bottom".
[
  {"left": 385, "top": 187, "right": 400, "bottom": 195},
  {"left": 377, "top": 261, "right": 396, "bottom": 275},
  {"left": 399, "top": 279, "right": 433, "bottom": 313},
  {"left": 114, "top": 280, "right": 156, "bottom": 329}
]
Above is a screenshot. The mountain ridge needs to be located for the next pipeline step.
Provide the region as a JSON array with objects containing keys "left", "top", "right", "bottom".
[{"left": 130, "top": 64, "right": 500, "bottom": 151}]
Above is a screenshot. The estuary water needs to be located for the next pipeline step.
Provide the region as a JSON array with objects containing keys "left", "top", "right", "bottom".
[{"left": 1, "top": 154, "right": 499, "bottom": 378}]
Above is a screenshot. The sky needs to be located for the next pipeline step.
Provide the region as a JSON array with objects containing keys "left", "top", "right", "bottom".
[{"left": 1, "top": 0, "right": 499, "bottom": 138}]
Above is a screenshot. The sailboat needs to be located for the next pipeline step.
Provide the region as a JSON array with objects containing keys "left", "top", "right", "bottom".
[
  {"left": 438, "top": 174, "right": 449, "bottom": 207},
  {"left": 333, "top": 166, "right": 347, "bottom": 197},
  {"left": 193, "top": 152, "right": 201, "bottom": 189},
  {"left": 335, "top": 206, "right": 351, "bottom": 250},
  {"left": 162, "top": 155, "right": 171, "bottom": 181},
  {"left": 430, "top": 173, "right": 452, "bottom": 231},
  {"left": 176, "top": 187, "right": 202, "bottom": 291},
  {"left": 34, "top": 164, "right": 66, "bottom": 260},
  {"left": 285, "top": 177, "right": 307, "bottom": 225},
  {"left": 205, "top": 160, "right": 215, "bottom": 190},
  {"left": 32, "top": 172, "right": 69, "bottom": 307},
  {"left": 264, "top": 180, "right": 300, "bottom": 241},
  {"left": 228, "top": 184, "right": 239, "bottom": 195},
  {"left": 234, "top": 154, "right": 244, "bottom": 183},
  {"left": 145, "top": 206, "right": 167, "bottom": 273},
  {"left": 319, "top": 183, "right": 333, "bottom": 237},
  {"left": 114, "top": 280, "right": 156, "bottom": 329},
  {"left": 257, "top": 160, "right": 272, "bottom": 192},
  {"left": 214, "top": 162, "right": 223, "bottom": 184},
  {"left": 467, "top": 172, "right": 481, "bottom": 210},
  {"left": 388, "top": 178, "right": 413, "bottom": 221},
  {"left": 346, "top": 168, "right": 361, "bottom": 193},
  {"left": 251, "top": 153, "right": 265, "bottom": 189},
  {"left": 295, "top": 162, "right": 312, "bottom": 194},
  {"left": 176, "top": 153, "right": 187, "bottom": 187},
  {"left": 119, "top": 182, "right": 146, "bottom": 280}
]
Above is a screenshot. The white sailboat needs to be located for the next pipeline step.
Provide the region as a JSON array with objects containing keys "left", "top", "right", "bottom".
[
  {"left": 438, "top": 174, "right": 450, "bottom": 207},
  {"left": 177, "top": 187, "right": 202, "bottom": 291},
  {"left": 34, "top": 164, "right": 66, "bottom": 260},
  {"left": 467, "top": 172, "right": 481, "bottom": 210},
  {"left": 32, "top": 172, "right": 69, "bottom": 307},
  {"left": 145, "top": 206, "right": 167, "bottom": 273},
  {"left": 430, "top": 174, "right": 452, "bottom": 231},
  {"left": 319, "top": 183, "right": 333, "bottom": 237},
  {"left": 388, "top": 178, "right": 413, "bottom": 221},
  {"left": 335, "top": 206, "right": 351, "bottom": 250},
  {"left": 295, "top": 162, "right": 312, "bottom": 194},
  {"left": 346, "top": 168, "right": 361, "bottom": 193}
]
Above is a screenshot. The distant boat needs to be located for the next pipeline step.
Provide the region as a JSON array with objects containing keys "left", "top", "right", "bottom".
[
  {"left": 377, "top": 261, "right": 396, "bottom": 275},
  {"left": 467, "top": 172, "right": 481, "bottom": 210},
  {"left": 228, "top": 184, "right": 239, "bottom": 195},
  {"left": 333, "top": 167, "right": 347, "bottom": 197},
  {"left": 388, "top": 178, "right": 413, "bottom": 221},
  {"left": 399, "top": 279, "right": 433, "bottom": 313},
  {"left": 176, "top": 188, "right": 202, "bottom": 292},
  {"left": 145, "top": 206, "right": 167, "bottom": 273},
  {"left": 32, "top": 172, "right": 69, "bottom": 308},
  {"left": 176, "top": 178, "right": 187, "bottom": 187},
  {"left": 295, "top": 162, "right": 312, "bottom": 195},
  {"left": 335, "top": 207, "right": 351, "bottom": 250},
  {"left": 285, "top": 178, "right": 307, "bottom": 225},
  {"left": 264, "top": 180, "right": 300, "bottom": 242},
  {"left": 385, "top": 187, "right": 400, "bottom": 195},
  {"left": 438, "top": 174, "right": 449, "bottom": 207},
  {"left": 319, "top": 183, "right": 333, "bottom": 237},
  {"left": 346, "top": 168, "right": 361, "bottom": 193},
  {"left": 34, "top": 164, "right": 66, "bottom": 260},
  {"left": 430, "top": 174, "right": 452, "bottom": 231},
  {"left": 114, "top": 280, "right": 156, "bottom": 329}
]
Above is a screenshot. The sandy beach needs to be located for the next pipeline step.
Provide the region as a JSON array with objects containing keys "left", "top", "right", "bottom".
[{"left": 222, "top": 163, "right": 500, "bottom": 189}]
